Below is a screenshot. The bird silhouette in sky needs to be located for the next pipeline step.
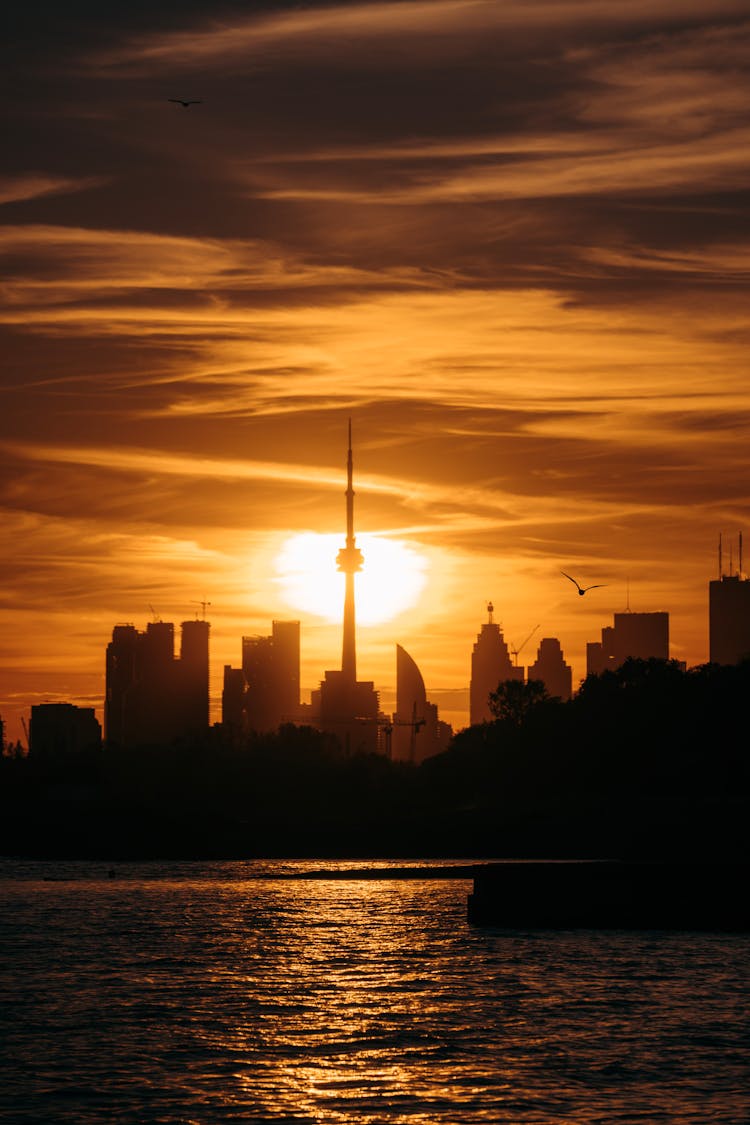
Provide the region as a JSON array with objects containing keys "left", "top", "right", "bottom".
[
  {"left": 561, "top": 571, "right": 608, "bottom": 596},
  {"left": 168, "top": 99, "right": 203, "bottom": 108}
]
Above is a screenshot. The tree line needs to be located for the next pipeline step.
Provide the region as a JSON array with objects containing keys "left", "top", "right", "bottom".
[{"left": 1, "top": 659, "right": 747, "bottom": 859}]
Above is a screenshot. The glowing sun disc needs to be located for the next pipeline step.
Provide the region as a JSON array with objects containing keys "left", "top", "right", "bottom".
[{"left": 275, "top": 532, "right": 428, "bottom": 624}]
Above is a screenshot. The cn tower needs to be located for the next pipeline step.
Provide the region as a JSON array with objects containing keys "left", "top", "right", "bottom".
[{"left": 337, "top": 419, "right": 363, "bottom": 683}]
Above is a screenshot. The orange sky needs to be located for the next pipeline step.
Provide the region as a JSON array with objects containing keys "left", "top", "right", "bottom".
[{"left": 2, "top": 0, "right": 750, "bottom": 745}]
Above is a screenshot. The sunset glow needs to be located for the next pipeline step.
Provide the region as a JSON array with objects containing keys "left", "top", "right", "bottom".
[
  {"left": 2, "top": 0, "right": 750, "bottom": 745},
  {"left": 274, "top": 533, "right": 428, "bottom": 625}
]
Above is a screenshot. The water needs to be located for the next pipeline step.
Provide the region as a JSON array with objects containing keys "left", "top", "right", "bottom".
[{"left": 1, "top": 859, "right": 748, "bottom": 1124}]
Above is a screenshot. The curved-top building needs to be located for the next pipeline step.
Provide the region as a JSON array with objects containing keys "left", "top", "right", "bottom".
[{"left": 392, "top": 644, "right": 452, "bottom": 763}]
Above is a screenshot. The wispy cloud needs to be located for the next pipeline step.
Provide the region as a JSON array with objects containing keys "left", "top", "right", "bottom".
[
  {"left": 91, "top": 1, "right": 750, "bottom": 70},
  {"left": 0, "top": 175, "right": 105, "bottom": 205},
  {"left": 2, "top": 0, "right": 750, "bottom": 739},
  {"left": 0, "top": 224, "right": 431, "bottom": 306}
]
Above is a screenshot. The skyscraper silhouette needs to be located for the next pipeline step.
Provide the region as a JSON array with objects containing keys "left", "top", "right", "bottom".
[
  {"left": 392, "top": 644, "right": 452, "bottom": 763},
  {"left": 105, "top": 618, "right": 210, "bottom": 747},
  {"left": 470, "top": 602, "right": 523, "bottom": 725},
  {"left": 236, "top": 619, "right": 301, "bottom": 732},
  {"left": 220, "top": 619, "right": 301, "bottom": 737},
  {"left": 527, "top": 637, "right": 573, "bottom": 700},
  {"left": 242, "top": 633, "right": 275, "bottom": 731},
  {"left": 180, "top": 618, "right": 210, "bottom": 731},
  {"left": 709, "top": 533, "right": 750, "bottom": 664},
  {"left": 586, "top": 611, "right": 669, "bottom": 675},
  {"left": 270, "top": 620, "right": 301, "bottom": 722},
  {"left": 29, "top": 703, "right": 101, "bottom": 760},
  {"left": 314, "top": 423, "right": 379, "bottom": 754}
]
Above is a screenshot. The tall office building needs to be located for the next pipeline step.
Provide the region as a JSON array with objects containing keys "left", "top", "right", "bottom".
[
  {"left": 710, "top": 576, "right": 750, "bottom": 664},
  {"left": 709, "top": 533, "right": 750, "bottom": 664},
  {"left": 315, "top": 423, "right": 379, "bottom": 754},
  {"left": 527, "top": 637, "right": 573, "bottom": 701},
  {"left": 470, "top": 602, "right": 523, "bottom": 725},
  {"left": 391, "top": 645, "right": 452, "bottom": 764},
  {"left": 105, "top": 617, "right": 210, "bottom": 747},
  {"left": 586, "top": 611, "right": 669, "bottom": 676}
]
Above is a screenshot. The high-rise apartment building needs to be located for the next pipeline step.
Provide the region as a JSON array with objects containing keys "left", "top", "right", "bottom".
[
  {"left": 221, "top": 619, "right": 301, "bottom": 736},
  {"left": 105, "top": 617, "right": 210, "bottom": 748},
  {"left": 105, "top": 623, "right": 140, "bottom": 747},
  {"left": 242, "top": 633, "right": 276, "bottom": 732},
  {"left": 270, "top": 620, "right": 301, "bottom": 722},
  {"left": 586, "top": 611, "right": 669, "bottom": 676},
  {"left": 527, "top": 637, "right": 573, "bottom": 700},
  {"left": 470, "top": 603, "right": 523, "bottom": 725},
  {"left": 180, "top": 618, "right": 210, "bottom": 731},
  {"left": 221, "top": 666, "right": 248, "bottom": 738},
  {"left": 238, "top": 619, "right": 301, "bottom": 733}
]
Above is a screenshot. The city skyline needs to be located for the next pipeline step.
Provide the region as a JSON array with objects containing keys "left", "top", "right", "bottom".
[
  {"left": 3, "top": 2, "right": 750, "bottom": 746},
  {"left": 3, "top": 532, "right": 747, "bottom": 750}
]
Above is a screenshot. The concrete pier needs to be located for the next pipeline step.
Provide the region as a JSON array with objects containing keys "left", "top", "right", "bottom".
[{"left": 467, "top": 860, "right": 750, "bottom": 930}]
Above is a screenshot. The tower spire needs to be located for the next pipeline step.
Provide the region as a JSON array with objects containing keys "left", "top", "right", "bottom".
[{"left": 337, "top": 419, "right": 363, "bottom": 682}]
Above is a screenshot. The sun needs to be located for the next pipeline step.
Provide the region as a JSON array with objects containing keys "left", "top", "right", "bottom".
[{"left": 274, "top": 532, "right": 428, "bottom": 625}]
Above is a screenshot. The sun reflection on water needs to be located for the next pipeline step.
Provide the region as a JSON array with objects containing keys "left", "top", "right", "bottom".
[{"left": 2, "top": 864, "right": 749, "bottom": 1124}]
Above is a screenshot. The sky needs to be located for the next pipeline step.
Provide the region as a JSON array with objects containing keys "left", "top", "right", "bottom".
[{"left": 2, "top": 0, "right": 750, "bottom": 744}]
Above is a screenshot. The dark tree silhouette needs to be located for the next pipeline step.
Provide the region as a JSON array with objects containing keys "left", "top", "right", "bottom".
[{"left": 488, "top": 678, "right": 550, "bottom": 725}]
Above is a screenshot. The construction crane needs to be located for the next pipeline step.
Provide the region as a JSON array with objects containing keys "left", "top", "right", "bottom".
[
  {"left": 191, "top": 600, "right": 212, "bottom": 620},
  {"left": 374, "top": 706, "right": 425, "bottom": 762},
  {"left": 21, "top": 716, "right": 30, "bottom": 752},
  {"left": 404, "top": 702, "right": 426, "bottom": 764},
  {"left": 510, "top": 624, "right": 540, "bottom": 666},
  {"left": 364, "top": 705, "right": 426, "bottom": 761}
]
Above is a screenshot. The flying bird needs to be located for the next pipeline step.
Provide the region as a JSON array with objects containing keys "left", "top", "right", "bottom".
[
  {"left": 561, "top": 571, "right": 608, "bottom": 596},
  {"left": 168, "top": 99, "right": 203, "bottom": 108}
]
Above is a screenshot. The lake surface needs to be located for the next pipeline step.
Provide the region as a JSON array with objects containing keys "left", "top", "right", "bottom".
[{"left": 1, "top": 858, "right": 748, "bottom": 1124}]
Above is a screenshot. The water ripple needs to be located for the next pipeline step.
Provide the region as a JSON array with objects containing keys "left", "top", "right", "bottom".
[{"left": 1, "top": 859, "right": 748, "bottom": 1124}]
